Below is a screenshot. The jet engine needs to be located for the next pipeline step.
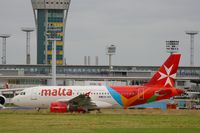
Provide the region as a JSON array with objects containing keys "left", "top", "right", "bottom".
[
  {"left": 0, "top": 95, "right": 6, "bottom": 105},
  {"left": 50, "top": 102, "right": 86, "bottom": 113}
]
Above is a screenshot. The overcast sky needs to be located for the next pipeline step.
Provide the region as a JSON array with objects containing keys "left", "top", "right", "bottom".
[{"left": 0, "top": 0, "right": 200, "bottom": 66}]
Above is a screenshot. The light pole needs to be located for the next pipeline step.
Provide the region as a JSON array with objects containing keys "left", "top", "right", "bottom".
[
  {"left": 185, "top": 31, "right": 199, "bottom": 66},
  {"left": 0, "top": 34, "right": 11, "bottom": 64},
  {"left": 47, "top": 32, "right": 60, "bottom": 86},
  {"left": 106, "top": 45, "right": 116, "bottom": 72},
  {"left": 21, "top": 28, "right": 34, "bottom": 64}
]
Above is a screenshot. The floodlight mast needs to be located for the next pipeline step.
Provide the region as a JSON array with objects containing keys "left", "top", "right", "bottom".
[
  {"left": 47, "top": 32, "right": 60, "bottom": 86},
  {"left": 21, "top": 28, "right": 34, "bottom": 64},
  {"left": 106, "top": 45, "right": 116, "bottom": 72},
  {"left": 0, "top": 34, "right": 11, "bottom": 64},
  {"left": 185, "top": 31, "right": 199, "bottom": 66}
]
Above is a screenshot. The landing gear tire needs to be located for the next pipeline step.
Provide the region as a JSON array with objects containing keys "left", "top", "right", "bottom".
[
  {"left": 36, "top": 107, "right": 40, "bottom": 112},
  {"left": 96, "top": 109, "right": 101, "bottom": 113}
]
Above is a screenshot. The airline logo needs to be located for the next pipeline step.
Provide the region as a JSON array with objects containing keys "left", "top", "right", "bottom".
[
  {"left": 41, "top": 88, "right": 72, "bottom": 96},
  {"left": 158, "top": 65, "right": 176, "bottom": 87}
]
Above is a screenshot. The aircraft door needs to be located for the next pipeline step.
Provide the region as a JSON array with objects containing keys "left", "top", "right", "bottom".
[{"left": 31, "top": 88, "right": 38, "bottom": 100}]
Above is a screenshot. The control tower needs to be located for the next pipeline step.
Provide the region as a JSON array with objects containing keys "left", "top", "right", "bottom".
[{"left": 31, "top": 0, "right": 71, "bottom": 65}]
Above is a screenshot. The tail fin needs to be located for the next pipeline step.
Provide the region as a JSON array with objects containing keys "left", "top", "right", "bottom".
[{"left": 145, "top": 54, "right": 181, "bottom": 87}]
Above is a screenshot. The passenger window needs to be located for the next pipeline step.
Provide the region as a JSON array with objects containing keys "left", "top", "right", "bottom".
[{"left": 20, "top": 92, "right": 25, "bottom": 95}]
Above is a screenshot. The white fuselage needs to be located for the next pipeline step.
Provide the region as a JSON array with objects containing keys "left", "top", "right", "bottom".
[{"left": 12, "top": 86, "right": 121, "bottom": 109}]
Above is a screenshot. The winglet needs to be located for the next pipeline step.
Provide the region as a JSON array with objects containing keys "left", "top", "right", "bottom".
[{"left": 145, "top": 54, "right": 181, "bottom": 87}]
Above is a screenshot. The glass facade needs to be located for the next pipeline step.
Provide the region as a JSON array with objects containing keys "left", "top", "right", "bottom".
[
  {"left": 37, "top": 9, "right": 64, "bottom": 65},
  {"left": 47, "top": 10, "right": 64, "bottom": 65},
  {"left": 37, "top": 10, "right": 46, "bottom": 64}
]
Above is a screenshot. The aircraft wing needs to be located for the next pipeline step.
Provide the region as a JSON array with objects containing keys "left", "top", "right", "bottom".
[
  {"left": 0, "top": 88, "right": 24, "bottom": 93},
  {"left": 0, "top": 104, "right": 34, "bottom": 110},
  {"left": 57, "top": 93, "right": 97, "bottom": 112}
]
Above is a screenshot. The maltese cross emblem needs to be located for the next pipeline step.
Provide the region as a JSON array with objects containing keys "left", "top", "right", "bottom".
[{"left": 158, "top": 65, "right": 176, "bottom": 87}]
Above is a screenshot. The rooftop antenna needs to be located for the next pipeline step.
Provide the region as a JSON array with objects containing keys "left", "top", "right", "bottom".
[
  {"left": 0, "top": 34, "right": 11, "bottom": 64},
  {"left": 185, "top": 31, "right": 199, "bottom": 66},
  {"left": 21, "top": 27, "right": 34, "bottom": 64}
]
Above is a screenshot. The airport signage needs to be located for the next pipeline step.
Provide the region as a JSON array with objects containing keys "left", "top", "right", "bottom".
[
  {"left": 166, "top": 41, "right": 179, "bottom": 53},
  {"left": 107, "top": 45, "right": 116, "bottom": 55}
]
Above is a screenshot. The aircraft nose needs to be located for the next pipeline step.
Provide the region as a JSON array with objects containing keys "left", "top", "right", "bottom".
[{"left": 176, "top": 88, "right": 185, "bottom": 95}]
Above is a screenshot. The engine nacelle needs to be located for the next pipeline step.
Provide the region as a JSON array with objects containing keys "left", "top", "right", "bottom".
[
  {"left": 0, "top": 95, "right": 6, "bottom": 105},
  {"left": 50, "top": 102, "right": 67, "bottom": 113},
  {"left": 50, "top": 102, "right": 86, "bottom": 113}
]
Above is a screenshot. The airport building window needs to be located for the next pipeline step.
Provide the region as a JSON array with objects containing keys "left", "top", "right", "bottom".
[
  {"left": 57, "top": 55, "right": 63, "bottom": 60},
  {"left": 177, "top": 81, "right": 185, "bottom": 86},
  {"left": 57, "top": 46, "right": 63, "bottom": 50}
]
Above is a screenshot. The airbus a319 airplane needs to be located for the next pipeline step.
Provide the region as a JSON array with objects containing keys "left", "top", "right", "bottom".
[{"left": 9, "top": 54, "right": 184, "bottom": 112}]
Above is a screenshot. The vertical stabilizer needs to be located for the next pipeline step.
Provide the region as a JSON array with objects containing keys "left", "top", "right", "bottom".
[{"left": 145, "top": 54, "right": 181, "bottom": 87}]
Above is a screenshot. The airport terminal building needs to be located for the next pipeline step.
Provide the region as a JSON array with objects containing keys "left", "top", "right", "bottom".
[
  {"left": 0, "top": 64, "right": 200, "bottom": 91},
  {"left": 2, "top": 64, "right": 200, "bottom": 109}
]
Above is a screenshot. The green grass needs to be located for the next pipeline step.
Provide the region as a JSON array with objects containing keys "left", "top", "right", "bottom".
[{"left": 0, "top": 109, "right": 200, "bottom": 133}]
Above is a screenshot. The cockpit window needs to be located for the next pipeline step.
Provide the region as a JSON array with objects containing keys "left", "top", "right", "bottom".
[{"left": 20, "top": 92, "right": 26, "bottom": 95}]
